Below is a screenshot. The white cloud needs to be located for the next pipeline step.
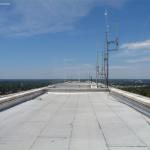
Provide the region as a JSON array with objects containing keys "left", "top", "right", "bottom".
[
  {"left": 63, "top": 58, "right": 77, "bottom": 64},
  {"left": 121, "top": 40, "right": 150, "bottom": 50},
  {"left": 0, "top": 0, "right": 128, "bottom": 36},
  {"left": 110, "top": 65, "right": 130, "bottom": 69},
  {"left": 0, "top": 2, "right": 10, "bottom": 6},
  {"left": 110, "top": 67, "right": 150, "bottom": 79},
  {"left": 126, "top": 56, "right": 150, "bottom": 63}
]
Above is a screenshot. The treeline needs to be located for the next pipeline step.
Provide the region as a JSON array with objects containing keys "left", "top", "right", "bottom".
[
  {"left": 0, "top": 80, "right": 52, "bottom": 95},
  {"left": 120, "top": 86, "right": 150, "bottom": 98},
  {"left": 110, "top": 79, "right": 150, "bottom": 87}
]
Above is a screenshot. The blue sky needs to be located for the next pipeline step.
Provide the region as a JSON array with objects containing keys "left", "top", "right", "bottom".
[{"left": 0, "top": 0, "right": 150, "bottom": 79}]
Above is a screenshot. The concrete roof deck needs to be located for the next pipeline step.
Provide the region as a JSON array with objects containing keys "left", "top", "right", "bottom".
[
  {"left": 0, "top": 90, "right": 150, "bottom": 150},
  {"left": 48, "top": 82, "right": 108, "bottom": 92}
]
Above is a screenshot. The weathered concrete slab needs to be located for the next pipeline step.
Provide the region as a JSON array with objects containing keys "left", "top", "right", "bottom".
[
  {"left": 0, "top": 90, "right": 150, "bottom": 150},
  {"left": 48, "top": 81, "right": 109, "bottom": 92}
]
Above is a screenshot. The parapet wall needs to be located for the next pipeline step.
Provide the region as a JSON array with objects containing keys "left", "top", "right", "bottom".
[
  {"left": 110, "top": 87, "right": 150, "bottom": 117},
  {"left": 0, "top": 87, "right": 48, "bottom": 111}
]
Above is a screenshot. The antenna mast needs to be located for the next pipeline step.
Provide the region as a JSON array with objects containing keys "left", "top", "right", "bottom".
[
  {"left": 96, "top": 50, "right": 100, "bottom": 88},
  {"left": 104, "top": 9, "right": 119, "bottom": 88},
  {"left": 104, "top": 9, "right": 109, "bottom": 88},
  {"left": 100, "top": 49, "right": 104, "bottom": 86}
]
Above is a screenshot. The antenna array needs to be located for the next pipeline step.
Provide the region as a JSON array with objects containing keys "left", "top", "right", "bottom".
[
  {"left": 96, "top": 50, "right": 100, "bottom": 87},
  {"left": 102, "top": 9, "right": 119, "bottom": 88}
]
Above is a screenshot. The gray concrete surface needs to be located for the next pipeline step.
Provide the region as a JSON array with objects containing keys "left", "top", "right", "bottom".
[
  {"left": 0, "top": 91, "right": 150, "bottom": 150},
  {"left": 49, "top": 81, "right": 108, "bottom": 92}
]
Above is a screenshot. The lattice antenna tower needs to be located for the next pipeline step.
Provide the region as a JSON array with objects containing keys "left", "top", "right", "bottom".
[
  {"left": 96, "top": 50, "right": 100, "bottom": 88},
  {"left": 104, "top": 9, "right": 119, "bottom": 88}
]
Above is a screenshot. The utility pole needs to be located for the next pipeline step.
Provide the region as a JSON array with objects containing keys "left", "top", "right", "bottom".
[
  {"left": 100, "top": 49, "right": 104, "bottom": 87},
  {"left": 78, "top": 73, "right": 80, "bottom": 83},
  {"left": 88, "top": 72, "right": 91, "bottom": 85},
  {"left": 96, "top": 50, "right": 100, "bottom": 88},
  {"left": 104, "top": 9, "right": 119, "bottom": 88}
]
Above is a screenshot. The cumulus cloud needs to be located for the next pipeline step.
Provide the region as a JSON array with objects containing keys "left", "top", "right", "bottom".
[
  {"left": 110, "top": 65, "right": 130, "bottom": 69},
  {"left": 126, "top": 56, "right": 150, "bottom": 63},
  {"left": 121, "top": 40, "right": 150, "bottom": 50},
  {"left": 0, "top": 0, "right": 128, "bottom": 36}
]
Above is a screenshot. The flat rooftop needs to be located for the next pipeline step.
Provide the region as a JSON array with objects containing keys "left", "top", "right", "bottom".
[{"left": 0, "top": 83, "right": 150, "bottom": 150}]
